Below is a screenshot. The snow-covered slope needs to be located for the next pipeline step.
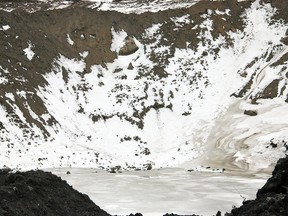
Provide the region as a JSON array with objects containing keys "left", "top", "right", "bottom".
[{"left": 0, "top": 0, "right": 287, "bottom": 171}]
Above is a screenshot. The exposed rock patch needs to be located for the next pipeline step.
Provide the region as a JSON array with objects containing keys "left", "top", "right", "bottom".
[
  {"left": 127, "top": 62, "right": 134, "bottom": 70},
  {"left": 244, "top": 110, "right": 258, "bottom": 116},
  {"left": 119, "top": 36, "right": 139, "bottom": 56},
  {"left": 280, "top": 36, "right": 288, "bottom": 45}
]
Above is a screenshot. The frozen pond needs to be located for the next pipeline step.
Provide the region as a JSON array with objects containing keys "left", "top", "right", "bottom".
[{"left": 47, "top": 168, "right": 270, "bottom": 216}]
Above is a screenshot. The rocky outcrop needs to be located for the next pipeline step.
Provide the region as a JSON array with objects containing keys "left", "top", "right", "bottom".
[
  {"left": 280, "top": 36, "right": 288, "bottom": 45},
  {"left": 257, "top": 156, "right": 288, "bottom": 197},
  {"left": 0, "top": 169, "right": 110, "bottom": 216},
  {"left": 227, "top": 156, "right": 288, "bottom": 216},
  {"left": 127, "top": 62, "right": 134, "bottom": 70},
  {"left": 119, "top": 36, "right": 139, "bottom": 56},
  {"left": 244, "top": 110, "right": 258, "bottom": 116}
]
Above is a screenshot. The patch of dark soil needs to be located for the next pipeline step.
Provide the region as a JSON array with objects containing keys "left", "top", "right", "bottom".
[
  {"left": 0, "top": 170, "right": 110, "bottom": 216},
  {"left": 280, "top": 36, "right": 288, "bottom": 45},
  {"left": 271, "top": 51, "right": 288, "bottom": 67},
  {"left": 253, "top": 79, "right": 280, "bottom": 100}
]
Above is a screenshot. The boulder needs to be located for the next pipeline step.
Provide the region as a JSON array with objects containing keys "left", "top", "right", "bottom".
[
  {"left": 244, "top": 110, "right": 258, "bottom": 116},
  {"left": 119, "top": 36, "right": 139, "bottom": 56},
  {"left": 127, "top": 62, "right": 134, "bottom": 70}
]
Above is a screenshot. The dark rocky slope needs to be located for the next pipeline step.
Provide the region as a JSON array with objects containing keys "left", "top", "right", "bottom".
[{"left": 0, "top": 169, "right": 110, "bottom": 216}]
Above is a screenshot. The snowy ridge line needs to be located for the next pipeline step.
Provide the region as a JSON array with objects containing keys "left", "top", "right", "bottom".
[{"left": 0, "top": 0, "right": 252, "bottom": 13}]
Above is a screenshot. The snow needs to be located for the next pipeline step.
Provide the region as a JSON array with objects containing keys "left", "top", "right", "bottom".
[
  {"left": 215, "top": 9, "right": 231, "bottom": 16},
  {"left": 80, "top": 51, "right": 89, "bottom": 58},
  {"left": 110, "top": 27, "right": 127, "bottom": 53},
  {"left": 170, "top": 14, "right": 191, "bottom": 28},
  {"left": 23, "top": 41, "right": 35, "bottom": 61},
  {"left": 0, "top": 77, "right": 8, "bottom": 85},
  {"left": 0, "top": 0, "right": 199, "bottom": 13},
  {"left": 5, "top": 93, "right": 14, "bottom": 101},
  {"left": 57, "top": 54, "right": 86, "bottom": 73},
  {"left": 0, "top": 25, "right": 10, "bottom": 31},
  {"left": 89, "top": 0, "right": 198, "bottom": 14},
  {"left": 66, "top": 34, "right": 74, "bottom": 45}
]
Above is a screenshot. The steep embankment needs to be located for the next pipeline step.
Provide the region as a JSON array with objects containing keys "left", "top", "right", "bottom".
[
  {"left": 0, "top": 0, "right": 287, "bottom": 171},
  {"left": 0, "top": 169, "right": 110, "bottom": 216}
]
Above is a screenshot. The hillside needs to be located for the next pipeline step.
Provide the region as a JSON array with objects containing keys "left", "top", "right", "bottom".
[{"left": 0, "top": 0, "right": 287, "bottom": 172}]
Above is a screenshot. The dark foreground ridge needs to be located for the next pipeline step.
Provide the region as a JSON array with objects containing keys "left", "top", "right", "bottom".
[
  {"left": 0, "top": 169, "right": 110, "bottom": 216},
  {"left": 0, "top": 155, "right": 288, "bottom": 216}
]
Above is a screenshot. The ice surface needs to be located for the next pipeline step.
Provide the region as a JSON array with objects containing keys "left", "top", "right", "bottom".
[{"left": 49, "top": 168, "right": 269, "bottom": 216}]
